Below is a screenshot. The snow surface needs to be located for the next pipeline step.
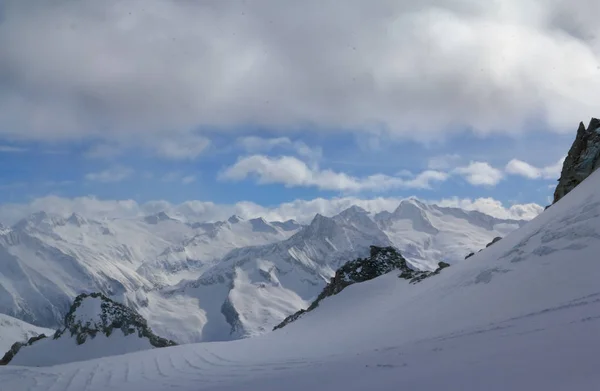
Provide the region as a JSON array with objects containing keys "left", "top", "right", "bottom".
[
  {"left": 0, "top": 314, "right": 54, "bottom": 355},
  {"left": 9, "top": 330, "right": 154, "bottom": 367},
  {"left": 1, "top": 163, "right": 599, "bottom": 390}
]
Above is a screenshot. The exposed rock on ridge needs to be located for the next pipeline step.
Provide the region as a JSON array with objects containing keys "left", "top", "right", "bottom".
[
  {"left": 274, "top": 246, "right": 450, "bottom": 330},
  {"left": 1, "top": 293, "right": 176, "bottom": 365},
  {"left": 465, "top": 236, "right": 503, "bottom": 259},
  {"left": 554, "top": 118, "right": 600, "bottom": 204}
]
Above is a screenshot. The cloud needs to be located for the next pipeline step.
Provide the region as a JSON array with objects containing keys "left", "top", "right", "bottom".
[
  {"left": 237, "top": 136, "right": 322, "bottom": 162},
  {"left": 181, "top": 175, "right": 196, "bottom": 184},
  {"left": 0, "top": 194, "right": 542, "bottom": 226},
  {"left": 453, "top": 162, "right": 504, "bottom": 186},
  {"left": 434, "top": 196, "right": 544, "bottom": 220},
  {"left": 0, "top": 145, "right": 27, "bottom": 152},
  {"left": 84, "top": 166, "right": 134, "bottom": 182},
  {"left": 153, "top": 135, "right": 210, "bottom": 160},
  {"left": 220, "top": 154, "right": 447, "bottom": 192},
  {"left": 428, "top": 154, "right": 462, "bottom": 170},
  {"left": 86, "top": 135, "right": 210, "bottom": 160},
  {"left": 505, "top": 157, "right": 565, "bottom": 180},
  {"left": 0, "top": 1, "right": 598, "bottom": 146},
  {"left": 161, "top": 172, "right": 197, "bottom": 184}
]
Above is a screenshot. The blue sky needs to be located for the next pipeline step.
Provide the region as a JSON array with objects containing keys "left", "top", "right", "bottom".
[
  {"left": 0, "top": 126, "right": 572, "bottom": 207},
  {"left": 0, "top": 0, "right": 597, "bottom": 222}
]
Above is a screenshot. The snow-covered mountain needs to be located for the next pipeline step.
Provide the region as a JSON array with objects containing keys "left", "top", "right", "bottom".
[
  {"left": 0, "top": 212, "right": 300, "bottom": 329},
  {"left": 154, "top": 204, "right": 522, "bottom": 341},
  {"left": 374, "top": 198, "right": 525, "bottom": 270},
  {"left": 2, "top": 145, "right": 599, "bottom": 390},
  {"left": 0, "top": 314, "right": 53, "bottom": 356},
  {"left": 0, "top": 200, "right": 528, "bottom": 343}
]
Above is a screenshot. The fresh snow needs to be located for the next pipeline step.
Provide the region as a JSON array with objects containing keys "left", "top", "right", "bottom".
[
  {"left": 0, "top": 314, "right": 54, "bottom": 355},
  {"left": 9, "top": 330, "right": 154, "bottom": 367},
  {"left": 1, "top": 166, "right": 599, "bottom": 390}
]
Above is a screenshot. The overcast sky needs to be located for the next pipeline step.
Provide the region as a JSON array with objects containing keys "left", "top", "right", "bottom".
[{"left": 0, "top": 0, "right": 597, "bottom": 223}]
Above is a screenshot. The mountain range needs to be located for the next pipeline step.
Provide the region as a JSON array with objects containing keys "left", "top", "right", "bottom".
[{"left": 0, "top": 198, "right": 527, "bottom": 343}]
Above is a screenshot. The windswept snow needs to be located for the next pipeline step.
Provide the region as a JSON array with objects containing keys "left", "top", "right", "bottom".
[{"left": 1, "top": 163, "right": 599, "bottom": 390}]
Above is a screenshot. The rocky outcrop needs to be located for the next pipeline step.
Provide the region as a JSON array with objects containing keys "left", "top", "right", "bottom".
[
  {"left": 54, "top": 293, "right": 177, "bottom": 347},
  {"left": 1, "top": 293, "right": 176, "bottom": 365},
  {"left": 553, "top": 118, "right": 600, "bottom": 204},
  {"left": 465, "top": 236, "right": 502, "bottom": 259},
  {"left": 274, "top": 246, "right": 450, "bottom": 330},
  {"left": 0, "top": 334, "right": 47, "bottom": 365}
]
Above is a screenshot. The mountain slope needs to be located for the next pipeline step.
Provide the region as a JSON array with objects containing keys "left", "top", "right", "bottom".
[
  {"left": 0, "top": 314, "right": 53, "bottom": 356},
  {"left": 0, "top": 212, "right": 298, "bottom": 329},
  {"left": 374, "top": 198, "right": 524, "bottom": 269},
  {"left": 164, "top": 206, "right": 393, "bottom": 340},
  {"left": 1, "top": 150, "right": 599, "bottom": 390}
]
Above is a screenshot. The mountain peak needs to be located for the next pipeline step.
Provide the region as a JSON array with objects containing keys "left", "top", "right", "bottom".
[
  {"left": 228, "top": 215, "right": 244, "bottom": 224},
  {"left": 339, "top": 205, "right": 368, "bottom": 216},
  {"left": 554, "top": 117, "right": 600, "bottom": 204},
  {"left": 14, "top": 211, "right": 65, "bottom": 230},
  {"left": 144, "top": 211, "right": 174, "bottom": 225},
  {"left": 249, "top": 217, "right": 278, "bottom": 234},
  {"left": 67, "top": 213, "right": 87, "bottom": 226}
]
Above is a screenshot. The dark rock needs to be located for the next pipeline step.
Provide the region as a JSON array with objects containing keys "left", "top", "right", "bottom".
[
  {"left": 553, "top": 118, "right": 600, "bottom": 204},
  {"left": 486, "top": 237, "right": 502, "bottom": 248},
  {"left": 274, "top": 246, "right": 450, "bottom": 330},
  {"left": 0, "top": 334, "right": 47, "bottom": 365},
  {"left": 465, "top": 237, "right": 502, "bottom": 259},
  {"left": 1, "top": 293, "right": 176, "bottom": 365},
  {"left": 54, "top": 292, "right": 177, "bottom": 348}
]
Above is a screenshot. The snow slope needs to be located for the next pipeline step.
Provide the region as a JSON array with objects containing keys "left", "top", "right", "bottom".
[
  {"left": 0, "top": 314, "right": 53, "bottom": 356},
  {"left": 2, "top": 162, "right": 599, "bottom": 389}
]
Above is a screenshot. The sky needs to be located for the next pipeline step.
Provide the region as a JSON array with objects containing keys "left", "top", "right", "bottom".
[{"left": 0, "top": 0, "right": 598, "bottom": 224}]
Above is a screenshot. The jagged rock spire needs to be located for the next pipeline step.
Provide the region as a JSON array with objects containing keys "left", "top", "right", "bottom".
[{"left": 553, "top": 118, "right": 600, "bottom": 204}]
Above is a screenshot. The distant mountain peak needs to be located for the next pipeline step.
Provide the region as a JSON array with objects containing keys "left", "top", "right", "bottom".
[
  {"left": 228, "top": 215, "right": 244, "bottom": 224},
  {"left": 67, "top": 213, "right": 87, "bottom": 226},
  {"left": 144, "top": 211, "right": 175, "bottom": 225},
  {"left": 249, "top": 217, "right": 278, "bottom": 234}
]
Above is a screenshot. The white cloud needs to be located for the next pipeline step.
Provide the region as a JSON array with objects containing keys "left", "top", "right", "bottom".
[
  {"left": 428, "top": 154, "right": 462, "bottom": 170},
  {"left": 181, "top": 175, "right": 196, "bottom": 185},
  {"left": 0, "top": 195, "right": 542, "bottom": 226},
  {"left": 0, "top": 145, "right": 27, "bottom": 153},
  {"left": 220, "top": 155, "right": 447, "bottom": 192},
  {"left": 505, "top": 157, "right": 565, "bottom": 180},
  {"left": 453, "top": 162, "right": 504, "bottom": 186},
  {"left": 0, "top": 1, "right": 598, "bottom": 145},
  {"left": 84, "top": 166, "right": 134, "bottom": 183},
  {"left": 434, "top": 197, "right": 544, "bottom": 220},
  {"left": 154, "top": 135, "right": 210, "bottom": 160},
  {"left": 237, "top": 136, "right": 322, "bottom": 162},
  {"left": 161, "top": 172, "right": 197, "bottom": 184}
]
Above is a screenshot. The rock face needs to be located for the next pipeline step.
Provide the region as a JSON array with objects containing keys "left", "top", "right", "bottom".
[
  {"left": 1, "top": 293, "right": 176, "bottom": 365},
  {"left": 553, "top": 118, "right": 600, "bottom": 204},
  {"left": 0, "top": 334, "right": 47, "bottom": 365},
  {"left": 273, "top": 246, "right": 450, "bottom": 330},
  {"left": 54, "top": 293, "right": 177, "bottom": 347}
]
